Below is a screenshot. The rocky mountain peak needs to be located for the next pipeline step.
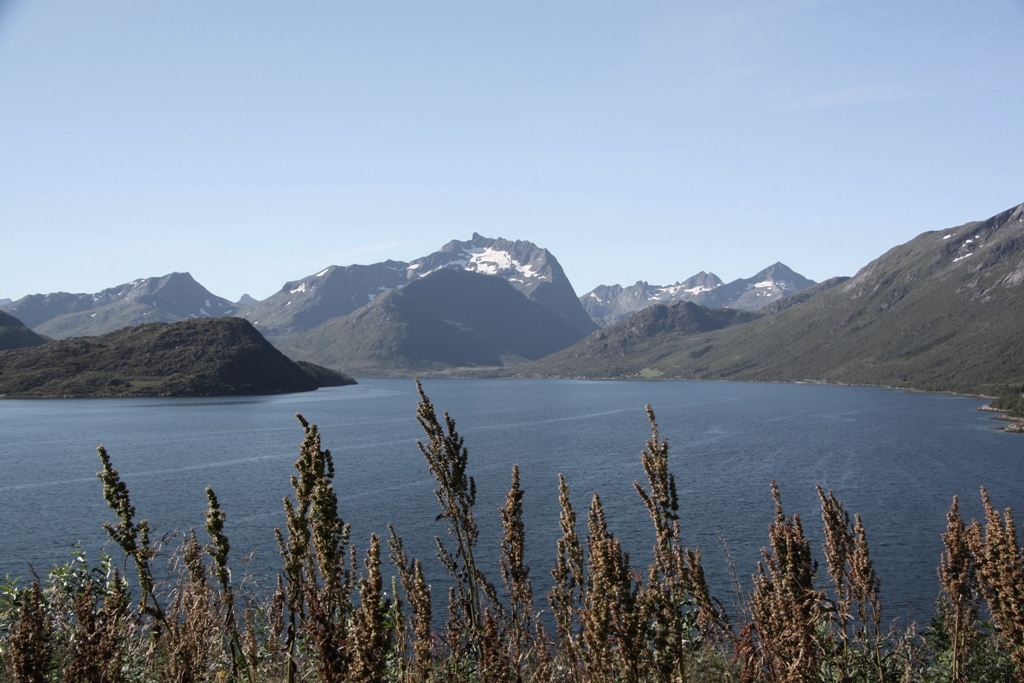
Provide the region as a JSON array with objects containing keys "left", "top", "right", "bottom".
[
  {"left": 239, "top": 234, "right": 596, "bottom": 341},
  {"left": 406, "top": 234, "right": 557, "bottom": 298},
  {"left": 580, "top": 265, "right": 813, "bottom": 327}
]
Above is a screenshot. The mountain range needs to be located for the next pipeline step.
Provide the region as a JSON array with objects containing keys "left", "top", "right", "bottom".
[
  {"left": 0, "top": 272, "right": 236, "bottom": 339},
  {"left": 3, "top": 202, "right": 1022, "bottom": 398},
  {"left": 525, "top": 202, "right": 1024, "bottom": 396},
  {"left": 581, "top": 263, "right": 815, "bottom": 327},
  {"left": 237, "top": 233, "right": 597, "bottom": 341}
]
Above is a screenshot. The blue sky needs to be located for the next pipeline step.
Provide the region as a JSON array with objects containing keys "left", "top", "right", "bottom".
[{"left": 2, "top": 1, "right": 1022, "bottom": 301}]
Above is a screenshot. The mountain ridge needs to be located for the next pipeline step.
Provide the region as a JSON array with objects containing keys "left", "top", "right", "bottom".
[
  {"left": 581, "top": 263, "right": 815, "bottom": 327},
  {"left": 1, "top": 272, "right": 237, "bottom": 339},
  {"left": 526, "top": 202, "right": 1024, "bottom": 396}
]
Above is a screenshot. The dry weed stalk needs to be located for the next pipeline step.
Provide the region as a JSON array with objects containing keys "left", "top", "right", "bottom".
[
  {"left": 350, "top": 534, "right": 389, "bottom": 682},
  {"left": 581, "top": 492, "right": 646, "bottom": 683},
  {"left": 500, "top": 464, "right": 536, "bottom": 677},
  {"left": 203, "top": 487, "right": 242, "bottom": 679},
  {"left": 740, "top": 481, "right": 822, "bottom": 683},
  {"left": 817, "top": 486, "right": 885, "bottom": 681},
  {"left": 97, "top": 446, "right": 163, "bottom": 623},
  {"left": 549, "top": 473, "right": 586, "bottom": 680},
  {"left": 62, "top": 574, "right": 130, "bottom": 683},
  {"left": 937, "top": 495, "right": 979, "bottom": 683},
  {"left": 415, "top": 380, "right": 497, "bottom": 668},
  {"left": 160, "top": 532, "right": 218, "bottom": 682},
  {"left": 848, "top": 514, "right": 882, "bottom": 647},
  {"left": 635, "top": 405, "right": 730, "bottom": 680},
  {"left": 7, "top": 580, "right": 51, "bottom": 683},
  {"left": 389, "top": 526, "right": 434, "bottom": 682},
  {"left": 274, "top": 413, "right": 356, "bottom": 682},
  {"left": 967, "top": 487, "right": 1024, "bottom": 674}
]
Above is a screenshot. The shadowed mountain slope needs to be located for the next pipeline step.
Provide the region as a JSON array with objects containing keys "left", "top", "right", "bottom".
[
  {"left": 276, "top": 268, "right": 592, "bottom": 374},
  {"left": 240, "top": 234, "right": 597, "bottom": 340},
  {"left": 0, "top": 311, "right": 47, "bottom": 351}
]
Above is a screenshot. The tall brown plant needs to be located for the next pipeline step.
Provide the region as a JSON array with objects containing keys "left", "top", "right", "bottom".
[
  {"left": 161, "top": 532, "right": 217, "bottom": 683},
  {"left": 274, "top": 413, "right": 355, "bottom": 683},
  {"left": 580, "top": 492, "right": 645, "bottom": 683},
  {"left": 389, "top": 525, "right": 433, "bottom": 683},
  {"left": 62, "top": 574, "right": 129, "bottom": 683},
  {"left": 817, "top": 486, "right": 885, "bottom": 680},
  {"left": 350, "top": 534, "right": 389, "bottom": 683},
  {"left": 500, "top": 464, "right": 535, "bottom": 677},
  {"left": 635, "top": 405, "right": 729, "bottom": 680},
  {"left": 97, "top": 446, "right": 163, "bottom": 623},
  {"left": 740, "top": 482, "right": 822, "bottom": 683},
  {"left": 937, "top": 495, "right": 979, "bottom": 683},
  {"left": 7, "top": 581, "right": 51, "bottom": 683},
  {"left": 549, "top": 473, "right": 586, "bottom": 681},
  {"left": 203, "top": 487, "right": 242, "bottom": 679},
  {"left": 966, "top": 487, "right": 1024, "bottom": 674},
  {"left": 415, "top": 380, "right": 495, "bottom": 667}
]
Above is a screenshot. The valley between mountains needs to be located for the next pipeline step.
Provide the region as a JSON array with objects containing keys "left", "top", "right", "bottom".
[{"left": 2, "top": 204, "right": 1023, "bottom": 409}]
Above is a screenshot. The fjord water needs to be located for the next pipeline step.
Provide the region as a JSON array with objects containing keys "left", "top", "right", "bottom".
[{"left": 1, "top": 379, "right": 1021, "bottom": 625}]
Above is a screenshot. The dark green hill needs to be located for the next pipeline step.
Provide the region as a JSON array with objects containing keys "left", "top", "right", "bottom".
[
  {"left": 0, "top": 317, "right": 355, "bottom": 398},
  {"left": 276, "top": 268, "right": 593, "bottom": 374},
  {"left": 526, "top": 202, "right": 1024, "bottom": 395},
  {"left": 0, "top": 311, "right": 47, "bottom": 351}
]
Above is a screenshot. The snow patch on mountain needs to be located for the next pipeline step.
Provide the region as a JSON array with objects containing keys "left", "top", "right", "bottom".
[
  {"left": 582, "top": 265, "right": 815, "bottom": 327},
  {"left": 466, "top": 246, "right": 513, "bottom": 274},
  {"left": 234, "top": 232, "right": 598, "bottom": 341}
]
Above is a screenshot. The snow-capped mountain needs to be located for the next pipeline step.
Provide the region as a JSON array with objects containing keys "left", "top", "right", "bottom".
[
  {"left": 1, "top": 272, "right": 237, "bottom": 339},
  {"left": 700, "top": 263, "right": 817, "bottom": 311},
  {"left": 239, "top": 234, "right": 598, "bottom": 340},
  {"left": 581, "top": 264, "right": 815, "bottom": 327},
  {"left": 582, "top": 272, "right": 724, "bottom": 328},
  {"left": 276, "top": 268, "right": 596, "bottom": 373}
]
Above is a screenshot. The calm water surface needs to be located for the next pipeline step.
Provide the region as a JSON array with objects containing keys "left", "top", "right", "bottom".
[{"left": 1, "top": 379, "right": 1021, "bottom": 625}]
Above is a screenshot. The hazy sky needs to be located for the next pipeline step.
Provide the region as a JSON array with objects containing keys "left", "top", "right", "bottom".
[{"left": 2, "top": 1, "right": 1023, "bottom": 302}]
